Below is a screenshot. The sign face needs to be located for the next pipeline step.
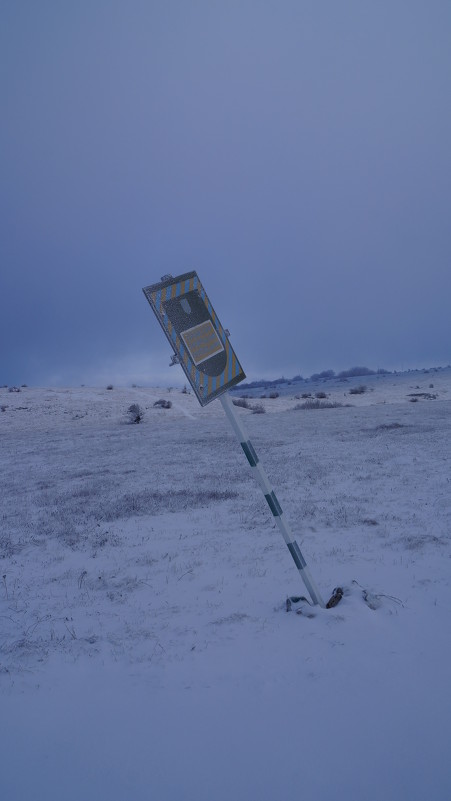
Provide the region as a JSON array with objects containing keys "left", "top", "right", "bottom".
[{"left": 143, "top": 271, "right": 246, "bottom": 406}]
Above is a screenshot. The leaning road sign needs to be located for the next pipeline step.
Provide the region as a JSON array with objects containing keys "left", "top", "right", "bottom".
[
  {"left": 143, "top": 271, "right": 341, "bottom": 609},
  {"left": 143, "top": 271, "right": 245, "bottom": 406}
]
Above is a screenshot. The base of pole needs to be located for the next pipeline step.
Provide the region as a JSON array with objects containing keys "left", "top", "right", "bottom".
[{"left": 286, "top": 587, "right": 343, "bottom": 612}]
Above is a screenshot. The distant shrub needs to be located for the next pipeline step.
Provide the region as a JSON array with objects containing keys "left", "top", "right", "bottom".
[
  {"left": 407, "top": 392, "right": 436, "bottom": 401},
  {"left": 153, "top": 399, "right": 172, "bottom": 409},
  {"left": 374, "top": 423, "right": 405, "bottom": 431},
  {"left": 232, "top": 398, "right": 250, "bottom": 409},
  {"left": 269, "top": 392, "right": 279, "bottom": 399},
  {"left": 294, "top": 399, "right": 346, "bottom": 410},
  {"left": 127, "top": 404, "right": 143, "bottom": 424},
  {"left": 301, "top": 393, "right": 311, "bottom": 399},
  {"left": 310, "top": 370, "right": 335, "bottom": 380},
  {"left": 337, "top": 366, "right": 375, "bottom": 378},
  {"left": 106, "top": 384, "right": 113, "bottom": 390},
  {"left": 251, "top": 403, "right": 265, "bottom": 414},
  {"left": 349, "top": 385, "right": 367, "bottom": 395},
  {"left": 315, "top": 391, "right": 327, "bottom": 399}
]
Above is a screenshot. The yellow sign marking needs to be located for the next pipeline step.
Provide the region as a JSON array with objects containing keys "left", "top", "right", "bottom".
[{"left": 181, "top": 320, "right": 224, "bottom": 366}]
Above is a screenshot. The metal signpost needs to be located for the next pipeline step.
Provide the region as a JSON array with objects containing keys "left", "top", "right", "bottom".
[
  {"left": 143, "top": 271, "right": 327, "bottom": 607},
  {"left": 143, "top": 271, "right": 245, "bottom": 406}
]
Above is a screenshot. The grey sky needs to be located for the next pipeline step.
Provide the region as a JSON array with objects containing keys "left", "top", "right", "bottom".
[{"left": 2, "top": 1, "right": 450, "bottom": 387}]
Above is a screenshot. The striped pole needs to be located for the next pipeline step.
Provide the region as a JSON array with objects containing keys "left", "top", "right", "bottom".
[{"left": 220, "top": 392, "right": 326, "bottom": 608}]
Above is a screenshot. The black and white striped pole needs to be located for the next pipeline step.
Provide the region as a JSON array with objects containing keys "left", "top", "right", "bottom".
[
  {"left": 220, "top": 392, "right": 326, "bottom": 608},
  {"left": 143, "top": 272, "right": 336, "bottom": 609}
]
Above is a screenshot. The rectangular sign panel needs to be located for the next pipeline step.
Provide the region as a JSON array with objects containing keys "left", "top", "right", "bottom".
[{"left": 143, "top": 271, "right": 246, "bottom": 406}]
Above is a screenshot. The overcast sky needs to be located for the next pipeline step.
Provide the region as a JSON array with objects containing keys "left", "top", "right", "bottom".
[{"left": 2, "top": 1, "right": 450, "bottom": 388}]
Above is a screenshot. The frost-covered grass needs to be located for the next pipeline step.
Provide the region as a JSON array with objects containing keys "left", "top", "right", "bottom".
[{"left": 1, "top": 374, "right": 451, "bottom": 801}]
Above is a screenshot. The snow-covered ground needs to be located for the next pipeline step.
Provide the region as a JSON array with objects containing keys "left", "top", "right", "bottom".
[{"left": 1, "top": 370, "right": 450, "bottom": 800}]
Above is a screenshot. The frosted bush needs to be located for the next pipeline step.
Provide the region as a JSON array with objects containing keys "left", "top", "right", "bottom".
[{"left": 127, "top": 404, "right": 143, "bottom": 424}]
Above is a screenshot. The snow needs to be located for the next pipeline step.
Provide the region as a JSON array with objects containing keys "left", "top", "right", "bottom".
[{"left": 1, "top": 371, "right": 451, "bottom": 800}]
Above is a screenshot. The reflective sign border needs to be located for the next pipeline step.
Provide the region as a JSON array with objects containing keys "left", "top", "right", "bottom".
[{"left": 143, "top": 271, "right": 246, "bottom": 406}]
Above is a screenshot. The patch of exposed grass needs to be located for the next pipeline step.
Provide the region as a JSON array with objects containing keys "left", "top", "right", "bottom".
[
  {"left": 294, "top": 399, "right": 348, "bottom": 410},
  {"left": 101, "top": 489, "right": 239, "bottom": 521}
]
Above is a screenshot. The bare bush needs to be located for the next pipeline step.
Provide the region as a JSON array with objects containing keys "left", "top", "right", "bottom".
[
  {"left": 153, "top": 399, "right": 172, "bottom": 409},
  {"left": 349, "top": 385, "right": 367, "bottom": 395},
  {"left": 230, "top": 397, "right": 266, "bottom": 412},
  {"left": 232, "top": 398, "right": 251, "bottom": 409},
  {"left": 127, "top": 404, "right": 143, "bottom": 424},
  {"left": 338, "top": 366, "right": 375, "bottom": 378},
  {"left": 310, "top": 369, "right": 335, "bottom": 380},
  {"left": 294, "top": 399, "right": 346, "bottom": 410},
  {"left": 383, "top": 422, "right": 405, "bottom": 430},
  {"left": 315, "top": 391, "right": 327, "bottom": 399},
  {"left": 407, "top": 392, "right": 437, "bottom": 401},
  {"left": 269, "top": 392, "right": 279, "bottom": 399}
]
